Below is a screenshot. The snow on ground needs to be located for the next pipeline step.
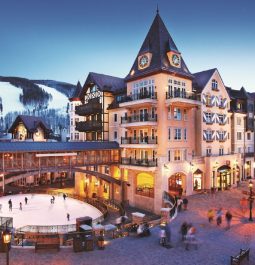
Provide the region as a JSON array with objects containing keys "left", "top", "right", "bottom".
[
  {"left": 0, "top": 82, "right": 25, "bottom": 116},
  {"left": 0, "top": 82, "right": 68, "bottom": 116},
  {"left": 0, "top": 194, "right": 102, "bottom": 229},
  {"left": 36, "top": 84, "right": 68, "bottom": 113}
]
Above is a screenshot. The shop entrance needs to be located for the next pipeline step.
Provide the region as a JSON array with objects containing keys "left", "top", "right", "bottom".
[
  {"left": 168, "top": 173, "right": 185, "bottom": 196},
  {"left": 217, "top": 165, "right": 231, "bottom": 190}
]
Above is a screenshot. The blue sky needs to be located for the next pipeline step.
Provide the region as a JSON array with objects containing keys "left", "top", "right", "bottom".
[{"left": 0, "top": 0, "right": 254, "bottom": 90}]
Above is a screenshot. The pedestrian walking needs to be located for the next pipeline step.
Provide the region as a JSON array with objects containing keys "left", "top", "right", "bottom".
[
  {"left": 180, "top": 222, "right": 188, "bottom": 241},
  {"left": 165, "top": 222, "right": 172, "bottom": 247},
  {"left": 207, "top": 209, "right": 214, "bottom": 223},
  {"left": 19, "top": 202, "right": 22, "bottom": 210},
  {"left": 25, "top": 197, "right": 28, "bottom": 205},
  {"left": 159, "top": 225, "right": 167, "bottom": 246},
  {"left": 216, "top": 208, "right": 223, "bottom": 226},
  {"left": 185, "top": 225, "right": 196, "bottom": 251},
  {"left": 63, "top": 193, "right": 67, "bottom": 200},
  {"left": 67, "top": 213, "right": 70, "bottom": 221},
  {"left": 183, "top": 198, "right": 188, "bottom": 210},
  {"left": 177, "top": 198, "right": 183, "bottom": 212},
  {"left": 225, "top": 210, "right": 232, "bottom": 230}
]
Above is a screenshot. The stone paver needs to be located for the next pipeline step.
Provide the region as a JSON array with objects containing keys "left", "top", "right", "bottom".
[{"left": 0, "top": 183, "right": 255, "bottom": 265}]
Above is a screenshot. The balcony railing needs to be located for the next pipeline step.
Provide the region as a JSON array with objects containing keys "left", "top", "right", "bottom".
[
  {"left": 166, "top": 91, "right": 200, "bottom": 100},
  {"left": 75, "top": 102, "right": 102, "bottom": 116},
  {"left": 75, "top": 120, "right": 102, "bottom": 132},
  {"left": 205, "top": 120, "right": 214, "bottom": 125},
  {"left": 119, "top": 92, "right": 157, "bottom": 103},
  {"left": 121, "top": 157, "right": 157, "bottom": 167},
  {"left": 121, "top": 136, "right": 157, "bottom": 144},
  {"left": 121, "top": 114, "right": 157, "bottom": 124}
]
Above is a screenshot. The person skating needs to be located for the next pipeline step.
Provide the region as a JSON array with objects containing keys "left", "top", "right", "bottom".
[
  {"left": 67, "top": 213, "right": 70, "bottom": 221},
  {"left": 25, "top": 197, "right": 28, "bottom": 205},
  {"left": 19, "top": 202, "right": 22, "bottom": 210},
  {"left": 8, "top": 199, "right": 12, "bottom": 212},
  {"left": 63, "top": 193, "right": 67, "bottom": 200},
  {"left": 52, "top": 196, "right": 55, "bottom": 203}
]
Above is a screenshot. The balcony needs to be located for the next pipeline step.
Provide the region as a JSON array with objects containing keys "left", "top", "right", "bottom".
[
  {"left": 75, "top": 120, "right": 102, "bottom": 132},
  {"left": 205, "top": 120, "right": 214, "bottom": 125},
  {"left": 165, "top": 91, "right": 201, "bottom": 107},
  {"left": 119, "top": 92, "right": 157, "bottom": 108},
  {"left": 218, "top": 121, "right": 227, "bottom": 126},
  {"left": 75, "top": 102, "right": 102, "bottom": 116},
  {"left": 121, "top": 114, "right": 157, "bottom": 125},
  {"left": 245, "top": 152, "right": 254, "bottom": 158},
  {"left": 219, "top": 138, "right": 227, "bottom": 142},
  {"left": 121, "top": 136, "right": 158, "bottom": 145},
  {"left": 121, "top": 157, "right": 157, "bottom": 167}
]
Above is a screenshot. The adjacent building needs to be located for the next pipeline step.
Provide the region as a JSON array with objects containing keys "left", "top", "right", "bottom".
[{"left": 70, "top": 12, "right": 254, "bottom": 213}]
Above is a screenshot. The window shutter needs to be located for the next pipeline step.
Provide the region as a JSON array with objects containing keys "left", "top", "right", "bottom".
[
  {"left": 202, "top": 94, "right": 207, "bottom": 104},
  {"left": 216, "top": 131, "right": 219, "bottom": 140},
  {"left": 223, "top": 98, "right": 227, "bottom": 108},
  {"left": 211, "top": 96, "right": 216, "bottom": 106},
  {"left": 203, "top": 131, "right": 207, "bottom": 140},
  {"left": 203, "top": 112, "right": 207, "bottom": 122},
  {"left": 215, "top": 96, "right": 219, "bottom": 107},
  {"left": 212, "top": 130, "right": 216, "bottom": 140},
  {"left": 223, "top": 115, "right": 228, "bottom": 124},
  {"left": 224, "top": 131, "right": 228, "bottom": 139},
  {"left": 212, "top": 113, "right": 216, "bottom": 123}
]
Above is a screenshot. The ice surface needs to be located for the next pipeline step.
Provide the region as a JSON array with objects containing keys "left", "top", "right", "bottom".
[{"left": 0, "top": 194, "right": 102, "bottom": 229}]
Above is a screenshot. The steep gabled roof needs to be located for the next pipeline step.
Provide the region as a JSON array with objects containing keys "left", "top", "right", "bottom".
[
  {"left": 126, "top": 13, "right": 193, "bottom": 81},
  {"left": 193, "top": 68, "right": 217, "bottom": 92},
  {"left": 8, "top": 115, "right": 52, "bottom": 133},
  {"left": 70, "top": 81, "right": 83, "bottom": 100},
  {"left": 79, "top": 72, "right": 126, "bottom": 99},
  {"left": 85, "top": 72, "right": 125, "bottom": 92}
]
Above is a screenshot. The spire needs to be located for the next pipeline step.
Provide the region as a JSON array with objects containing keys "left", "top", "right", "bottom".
[{"left": 126, "top": 13, "right": 192, "bottom": 81}]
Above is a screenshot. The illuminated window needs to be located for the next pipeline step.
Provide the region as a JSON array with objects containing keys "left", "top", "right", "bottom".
[{"left": 174, "top": 150, "right": 181, "bottom": 161}]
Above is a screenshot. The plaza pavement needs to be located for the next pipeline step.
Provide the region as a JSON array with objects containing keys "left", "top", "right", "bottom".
[{"left": 0, "top": 183, "right": 254, "bottom": 265}]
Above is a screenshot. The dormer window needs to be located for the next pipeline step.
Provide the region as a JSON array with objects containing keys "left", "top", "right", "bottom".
[{"left": 212, "top": 79, "right": 218, "bottom": 91}]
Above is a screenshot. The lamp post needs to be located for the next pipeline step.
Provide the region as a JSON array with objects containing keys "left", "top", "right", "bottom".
[
  {"left": 2, "top": 228, "right": 11, "bottom": 265},
  {"left": 248, "top": 180, "right": 253, "bottom": 222}
]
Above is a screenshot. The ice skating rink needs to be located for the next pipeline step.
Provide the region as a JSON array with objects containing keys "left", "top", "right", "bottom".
[{"left": 0, "top": 194, "right": 102, "bottom": 229}]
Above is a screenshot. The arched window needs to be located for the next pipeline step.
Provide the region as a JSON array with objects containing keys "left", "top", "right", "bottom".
[{"left": 212, "top": 79, "right": 218, "bottom": 90}]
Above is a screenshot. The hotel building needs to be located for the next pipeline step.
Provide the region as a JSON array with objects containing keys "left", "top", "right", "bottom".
[{"left": 70, "top": 12, "right": 254, "bottom": 214}]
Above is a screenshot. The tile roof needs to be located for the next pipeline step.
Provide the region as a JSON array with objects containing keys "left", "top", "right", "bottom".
[
  {"left": 8, "top": 115, "right": 51, "bottom": 133},
  {"left": 85, "top": 72, "right": 126, "bottom": 93},
  {"left": 126, "top": 13, "right": 193, "bottom": 81},
  {"left": 0, "top": 141, "right": 119, "bottom": 152},
  {"left": 192, "top": 68, "right": 217, "bottom": 92}
]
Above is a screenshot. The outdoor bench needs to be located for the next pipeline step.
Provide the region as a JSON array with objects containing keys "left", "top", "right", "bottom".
[
  {"left": 35, "top": 237, "right": 60, "bottom": 252},
  {"left": 230, "top": 248, "right": 250, "bottom": 265}
]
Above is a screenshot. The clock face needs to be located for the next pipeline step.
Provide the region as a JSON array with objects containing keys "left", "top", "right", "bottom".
[
  {"left": 172, "top": 54, "right": 181, "bottom": 67},
  {"left": 139, "top": 55, "right": 149, "bottom": 68}
]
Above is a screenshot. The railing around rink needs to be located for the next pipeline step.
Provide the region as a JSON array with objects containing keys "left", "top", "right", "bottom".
[{"left": 15, "top": 190, "right": 107, "bottom": 236}]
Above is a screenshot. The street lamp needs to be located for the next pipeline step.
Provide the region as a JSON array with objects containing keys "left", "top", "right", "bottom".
[
  {"left": 2, "top": 228, "right": 11, "bottom": 265},
  {"left": 248, "top": 180, "right": 253, "bottom": 222}
]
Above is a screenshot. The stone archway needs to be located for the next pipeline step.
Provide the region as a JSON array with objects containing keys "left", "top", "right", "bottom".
[
  {"left": 217, "top": 165, "right": 231, "bottom": 190},
  {"left": 168, "top": 172, "right": 186, "bottom": 196}
]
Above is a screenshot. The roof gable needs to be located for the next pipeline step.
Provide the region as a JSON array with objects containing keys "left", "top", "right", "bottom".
[
  {"left": 8, "top": 115, "right": 51, "bottom": 133},
  {"left": 126, "top": 13, "right": 193, "bottom": 81},
  {"left": 193, "top": 68, "right": 217, "bottom": 92}
]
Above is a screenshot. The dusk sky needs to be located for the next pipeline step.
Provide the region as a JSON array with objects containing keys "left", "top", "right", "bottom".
[{"left": 0, "top": 0, "right": 255, "bottom": 90}]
